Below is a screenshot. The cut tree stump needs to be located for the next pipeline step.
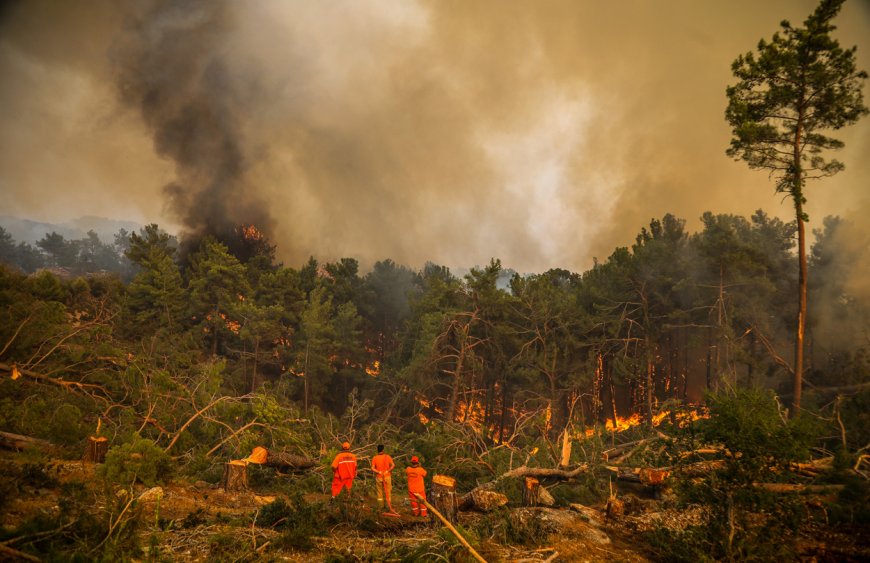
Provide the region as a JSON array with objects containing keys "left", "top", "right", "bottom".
[
  {"left": 432, "top": 474, "right": 458, "bottom": 524},
  {"left": 222, "top": 460, "right": 249, "bottom": 492},
  {"left": 523, "top": 476, "right": 540, "bottom": 507},
  {"left": 82, "top": 436, "right": 108, "bottom": 463},
  {"left": 606, "top": 496, "right": 624, "bottom": 519}
]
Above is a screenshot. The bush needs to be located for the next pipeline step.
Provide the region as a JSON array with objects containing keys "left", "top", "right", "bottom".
[
  {"left": 259, "top": 494, "right": 325, "bottom": 551},
  {"left": 661, "top": 388, "right": 822, "bottom": 561},
  {"left": 101, "top": 436, "right": 172, "bottom": 487},
  {"left": 473, "top": 507, "right": 547, "bottom": 547}
]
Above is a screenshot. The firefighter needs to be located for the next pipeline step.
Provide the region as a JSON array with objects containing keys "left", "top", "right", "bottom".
[
  {"left": 405, "top": 455, "right": 428, "bottom": 517},
  {"left": 331, "top": 441, "right": 357, "bottom": 499},
  {"left": 371, "top": 444, "right": 396, "bottom": 512}
]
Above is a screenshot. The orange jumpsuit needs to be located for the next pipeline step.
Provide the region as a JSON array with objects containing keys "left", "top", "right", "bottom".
[
  {"left": 406, "top": 464, "right": 428, "bottom": 516},
  {"left": 371, "top": 453, "right": 395, "bottom": 509},
  {"left": 331, "top": 451, "right": 357, "bottom": 497}
]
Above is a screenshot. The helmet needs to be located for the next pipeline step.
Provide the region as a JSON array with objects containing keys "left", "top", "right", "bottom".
[
  {"left": 411, "top": 455, "right": 419, "bottom": 463},
  {"left": 342, "top": 442, "right": 351, "bottom": 450}
]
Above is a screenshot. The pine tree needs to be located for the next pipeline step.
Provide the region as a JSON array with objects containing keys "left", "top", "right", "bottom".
[{"left": 725, "top": 0, "right": 867, "bottom": 416}]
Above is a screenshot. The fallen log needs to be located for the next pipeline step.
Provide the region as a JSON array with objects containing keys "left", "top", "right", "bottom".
[
  {"left": 753, "top": 483, "right": 845, "bottom": 494},
  {"left": 0, "top": 430, "right": 53, "bottom": 452},
  {"left": 458, "top": 487, "right": 508, "bottom": 512},
  {"left": 264, "top": 452, "right": 317, "bottom": 472}
]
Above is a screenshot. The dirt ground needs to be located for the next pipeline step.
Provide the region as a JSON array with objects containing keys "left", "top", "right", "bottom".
[
  {"left": 0, "top": 454, "right": 657, "bottom": 562},
  {"left": 4, "top": 453, "right": 867, "bottom": 562}
]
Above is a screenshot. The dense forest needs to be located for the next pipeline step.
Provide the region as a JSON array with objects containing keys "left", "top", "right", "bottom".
[
  {"left": 1, "top": 210, "right": 868, "bottom": 561},
  {"left": 2, "top": 211, "right": 866, "bottom": 437}
]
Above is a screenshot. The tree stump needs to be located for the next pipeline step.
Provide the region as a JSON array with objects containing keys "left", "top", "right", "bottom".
[
  {"left": 222, "top": 460, "right": 249, "bottom": 492},
  {"left": 606, "top": 496, "right": 624, "bottom": 520},
  {"left": 432, "top": 474, "right": 458, "bottom": 524},
  {"left": 82, "top": 436, "right": 108, "bottom": 463},
  {"left": 523, "top": 476, "right": 540, "bottom": 507}
]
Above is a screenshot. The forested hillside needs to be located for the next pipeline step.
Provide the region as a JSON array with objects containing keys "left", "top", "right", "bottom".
[{"left": 1, "top": 212, "right": 868, "bottom": 561}]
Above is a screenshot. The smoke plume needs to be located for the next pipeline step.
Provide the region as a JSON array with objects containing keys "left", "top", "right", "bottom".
[
  {"left": 0, "top": 0, "right": 868, "bottom": 274},
  {"left": 112, "top": 0, "right": 272, "bottom": 246}
]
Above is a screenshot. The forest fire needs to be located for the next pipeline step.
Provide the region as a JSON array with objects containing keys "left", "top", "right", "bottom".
[{"left": 584, "top": 407, "right": 708, "bottom": 436}]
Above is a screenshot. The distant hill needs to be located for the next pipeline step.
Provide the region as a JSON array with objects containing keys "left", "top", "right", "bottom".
[{"left": 0, "top": 215, "right": 144, "bottom": 245}]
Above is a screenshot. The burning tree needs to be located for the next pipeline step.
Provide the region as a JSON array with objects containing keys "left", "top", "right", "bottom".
[{"left": 725, "top": 0, "right": 867, "bottom": 416}]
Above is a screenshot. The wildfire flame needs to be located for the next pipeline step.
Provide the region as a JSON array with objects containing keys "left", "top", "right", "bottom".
[
  {"left": 239, "top": 224, "right": 265, "bottom": 241},
  {"left": 585, "top": 407, "right": 708, "bottom": 437}
]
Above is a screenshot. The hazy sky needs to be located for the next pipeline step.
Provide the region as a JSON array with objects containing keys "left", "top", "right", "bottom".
[{"left": 1, "top": 0, "right": 868, "bottom": 273}]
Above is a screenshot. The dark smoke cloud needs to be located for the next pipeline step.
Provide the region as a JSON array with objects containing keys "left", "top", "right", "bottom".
[
  {"left": 0, "top": 0, "right": 868, "bottom": 274},
  {"left": 112, "top": 0, "right": 272, "bottom": 243}
]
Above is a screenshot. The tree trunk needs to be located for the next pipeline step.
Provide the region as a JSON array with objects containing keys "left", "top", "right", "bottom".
[
  {"left": 448, "top": 341, "right": 467, "bottom": 422},
  {"left": 645, "top": 357, "right": 654, "bottom": 428},
  {"left": 83, "top": 436, "right": 108, "bottom": 463},
  {"left": 303, "top": 341, "right": 309, "bottom": 416},
  {"left": 263, "top": 452, "right": 317, "bottom": 472},
  {"left": 432, "top": 474, "right": 458, "bottom": 523},
  {"left": 222, "top": 460, "right": 248, "bottom": 492},
  {"left": 497, "top": 383, "right": 509, "bottom": 444},
  {"left": 793, "top": 202, "right": 807, "bottom": 418}
]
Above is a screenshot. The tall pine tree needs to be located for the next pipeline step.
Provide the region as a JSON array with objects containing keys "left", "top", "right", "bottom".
[{"left": 725, "top": 0, "right": 867, "bottom": 416}]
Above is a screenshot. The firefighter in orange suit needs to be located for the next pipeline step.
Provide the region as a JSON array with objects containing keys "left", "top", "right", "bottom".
[
  {"left": 331, "top": 442, "right": 357, "bottom": 498},
  {"left": 405, "top": 455, "right": 428, "bottom": 516},
  {"left": 371, "top": 444, "right": 395, "bottom": 511}
]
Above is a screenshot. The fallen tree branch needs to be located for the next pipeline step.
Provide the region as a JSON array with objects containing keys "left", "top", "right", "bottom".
[
  {"left": 205, "top": 419, "right": 261, "bottom": 457},
  {"left": 164, "top": 394, "right": 253, "bottom": 453},
  {"left": 753, "top": 483, "right": 845, "bottom": 494},
  {"left": 498, "top": 464, "right": 590, "bottom": 482},
  {"left": 0, "top": 543, "right": 41, "bottom": 562},
  {"left": 0, "top": 362, "right": 111, "bottom": 401}
]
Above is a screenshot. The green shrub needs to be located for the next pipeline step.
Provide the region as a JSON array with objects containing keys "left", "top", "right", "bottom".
[
  {"left": 663, "top": 388, "right": 822, "bottom": 561},
  {"left": 473, "top": 507, "right": 547, "bottom": 547},
  {"left": 101, "top": 437, "right": 172, "bottom": 487},
  {"left": 259, "top": 494, "right": 325, "bottom": 551}
]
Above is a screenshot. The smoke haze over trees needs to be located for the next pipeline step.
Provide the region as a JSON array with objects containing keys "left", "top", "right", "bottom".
[{"left": 1, "top": 0, "right": 869, "bottom": 273}]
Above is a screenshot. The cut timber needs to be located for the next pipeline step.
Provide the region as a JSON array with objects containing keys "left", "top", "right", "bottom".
[
  {"left": 264, "top": 451, "right": 317, "bottom": 472},
  {"left": 0, "top": 430, "right": 53, "bottom": 452},
  {"left": 523, "top": 476, "right": 540, "bottom": 507},
  {"left": 432, "top": 474, "right": 458, "bottom": 523},
  {"left": 458, "top": 487, "right": 509, "bottom": 512},
  {"left": 222, "top": 460, "right": 248, "bottom": 492},
  {"left": 83, "top": 436, "right": 109, "bottom": 463}
]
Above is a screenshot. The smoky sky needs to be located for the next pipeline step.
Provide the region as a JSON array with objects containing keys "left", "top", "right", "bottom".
[{"left": 1, "top": 0, "right": 868, "bottom": 274}]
